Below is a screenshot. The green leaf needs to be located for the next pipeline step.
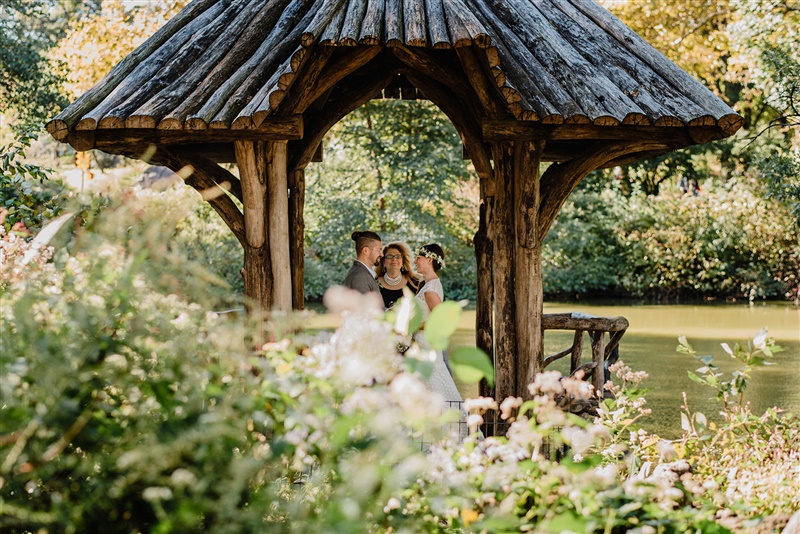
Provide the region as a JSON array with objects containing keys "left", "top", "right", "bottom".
[
  {"left": 449, "top": 346, "right": 494, "bottom": 387},
  {"left": 687, "top": 371, "right": 704, "bottom": 384},
  {"left": 539, "top": 511, "right": 588, "bottom": 533},
  {"left": 423, "top": 300, "right": 462, "bottom": 351}
]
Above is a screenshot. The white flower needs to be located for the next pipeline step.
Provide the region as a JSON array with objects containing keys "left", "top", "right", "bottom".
[
  {"left": 499, "top": 396, "right": 523, "bottom": 420},
  {"left": 383, "top": 497, "right": 401, "bottom": 513},
  {"left": 463, "top": 396, "right": 498, "bottom": 414},
  {"left": 753, "top": 328, "right": 768, "bottom": 350}
]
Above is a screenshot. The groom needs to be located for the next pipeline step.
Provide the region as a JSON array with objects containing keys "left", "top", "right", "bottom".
[{"left": 343, "top": 230, "right": 382, "bottom": 294}]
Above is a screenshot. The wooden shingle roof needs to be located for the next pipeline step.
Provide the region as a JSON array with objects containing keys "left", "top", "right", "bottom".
[{"left": 46, "top": 0, "right": 742, "bottom": 158}]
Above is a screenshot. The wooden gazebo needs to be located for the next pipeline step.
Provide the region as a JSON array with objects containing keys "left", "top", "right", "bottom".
[{"left": 46, "top": 0, "right": 742, "bottom": 401}]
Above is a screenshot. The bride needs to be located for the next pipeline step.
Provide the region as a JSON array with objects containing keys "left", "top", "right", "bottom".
[{"left": 413, "top": 243, "right": 467, "bottom": 440}]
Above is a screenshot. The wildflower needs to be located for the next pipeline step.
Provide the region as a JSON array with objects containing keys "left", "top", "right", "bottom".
[
  {"left": 499, "top": 396, "right": 523, "bottom": 420},
  {"left": 463, "top": 396, "right": 498, "bottom": 414}
]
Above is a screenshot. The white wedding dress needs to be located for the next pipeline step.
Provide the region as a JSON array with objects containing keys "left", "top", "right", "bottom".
[{"left": 415, "top": 278, "right": 468, "bottom": 441}]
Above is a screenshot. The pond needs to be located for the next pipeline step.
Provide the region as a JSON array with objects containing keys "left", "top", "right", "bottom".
[
  {"left": 308, "top": 301, "right": 799, "bottom": 438},
  {"left": 450, "top": 301, "right": 800, "bottom": 438}
]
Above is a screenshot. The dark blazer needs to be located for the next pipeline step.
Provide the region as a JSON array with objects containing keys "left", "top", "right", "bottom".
[{"left": 343, "top": 261, "right": 380, "bottom": 294}]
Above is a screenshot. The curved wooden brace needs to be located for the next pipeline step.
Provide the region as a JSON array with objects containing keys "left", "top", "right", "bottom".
[
  {"left": 151, "top": 147, "right": 246, "bottom": 247},
  {"left": 400, "top": 69, "right": 494, "bottom": 182},
  {"left": 537, "top": 140, "right": 672, "bottom": 239},
  {"left": 289, "top": 69, "right": 393, "bottom": 171}
]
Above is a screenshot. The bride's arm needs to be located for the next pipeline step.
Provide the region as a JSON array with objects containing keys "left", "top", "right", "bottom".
[{"left": 424, "top": 290, "right": 441, "bottom": 311}]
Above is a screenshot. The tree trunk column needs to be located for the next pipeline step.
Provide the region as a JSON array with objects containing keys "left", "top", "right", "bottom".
[
  {"left": 267, "top": 141, "right": 292, "bottom": 312},
  {"left": 514, "top": 141, "right": 544, "bottom": 395},
  {"left": 491, "top": 142, "right": 517, "bottom": 402},
  {"left": 475, "top": 178, "right": 494, "bottom": 400},
  {"left": 289, "top": 168, "right": 306, "bottom": 310},
  {"left": 234, "top": 140, "right": 272, "bottom": 320}
]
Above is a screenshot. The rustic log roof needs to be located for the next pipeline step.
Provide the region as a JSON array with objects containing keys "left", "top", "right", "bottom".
[{"left": 46, "top": 0, "right": 742, "bottom": 164}]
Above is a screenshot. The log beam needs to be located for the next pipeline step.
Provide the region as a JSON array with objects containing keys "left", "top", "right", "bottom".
[{"left": 482, "top": 119, "right": 714, "bottom": 145}]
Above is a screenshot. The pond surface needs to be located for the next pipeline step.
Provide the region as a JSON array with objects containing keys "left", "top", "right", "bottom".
[{"left": 451, "top": 302, "right": 800, "bottom": 438}]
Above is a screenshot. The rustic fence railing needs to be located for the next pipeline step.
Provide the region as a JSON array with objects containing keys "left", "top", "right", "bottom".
[{"left": 541, "top": 312, "right": 629, "bottom": 393}]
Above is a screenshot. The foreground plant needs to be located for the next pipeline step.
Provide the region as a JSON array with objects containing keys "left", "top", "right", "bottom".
[{"left": 677, "top": 333, "right": 800, "bottom": 519}]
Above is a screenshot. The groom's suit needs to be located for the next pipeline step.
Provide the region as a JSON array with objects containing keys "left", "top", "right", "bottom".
[{"left": 343, "top": 261, "right": 380, "bottom": 294}]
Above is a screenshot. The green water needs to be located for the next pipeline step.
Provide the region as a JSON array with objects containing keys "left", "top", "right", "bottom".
[{"left": 451, "top": 302, "right": 800, "bottom": 438}]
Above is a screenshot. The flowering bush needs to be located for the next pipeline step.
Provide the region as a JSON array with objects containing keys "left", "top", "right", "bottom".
[{"left": 2, "top": 192, "right": 797, "bottom": 532}]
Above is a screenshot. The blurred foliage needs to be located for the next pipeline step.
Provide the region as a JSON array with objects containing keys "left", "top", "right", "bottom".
[
  {"left": 0, "top": 132, "right": 69, "bottom": 233},
  {"left": 55, "top": 0, "right": 187, "bottom": 100},
  {"left": 544, "top": 178, "right": 800, "bottom": 301}
]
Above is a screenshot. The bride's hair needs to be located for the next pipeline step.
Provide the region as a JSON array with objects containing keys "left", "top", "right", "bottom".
[{"left": 417, "top": 243, "right": 445, "bottom": 272}]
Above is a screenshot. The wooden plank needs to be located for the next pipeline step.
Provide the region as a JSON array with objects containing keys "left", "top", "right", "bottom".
[
  {"left": 359, "top": 0, "right": 385, "bottom": 44},
  {"left": 455, "top": 46, "right": 508, "bottom": 119},
  {"left": 590, "top": 331, "right": 605, "bottom": 393},
  {"left": 571, "top": 330, "right": 583, "bottom": 374},
  {"left": 234, "top": 140, "right": 267, "bottom": 250},
  {"left": 464, "top": 0, "right": 566, "bottom": 119},
  {"left": 200, "top": 0, "right": 325, "bottom": 127},
  {"left": 267, "top": 141, "right": 293, "bottom": 311},
  {"left": 340, "top": 0, "right": 369, "bottom": 46},
  {"left": 290, "top": 71, "right": 392, "bottom": 171},
  {"left": 498, "top": 0, "right": 635, "bottom": 122},
  {"left": 234, "top": 139, "right": 272, "bottom": 323},
  {"left": 319, "top": 3, "right": 346, "bottom": 44},
  {"left": 568, "top": 0, "right": 739, "bottom": 128},
  {"left": 543, "top": 313, "right": 629, "bottom": 332},
  {"left": 425, "top": 0, "right": 451, "bottom": 48},
  {"left": 544, "top": 0, "right": 680, "bottom": 121},
  {"left": 443, "top": 0, "right": 489, "bottom": 47},
  {"left": 384, "top": 0, "right": 404, "bottom": 46},
  {"left": 290, "top": 46, "right": 382, "bottom": 113},
  {"left": 403, "top": 0, "right": 428, "bottom": 46},
  {"left": 273, "top": 46, "right": 335, "bottom": 116},
  {"left": 301, "top": 0, "right": 350, "bottom": 46}
]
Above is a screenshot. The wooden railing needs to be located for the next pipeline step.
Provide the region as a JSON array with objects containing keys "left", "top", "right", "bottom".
[{"left": 542, "top": 313, "right": 629, "bottom": 393}]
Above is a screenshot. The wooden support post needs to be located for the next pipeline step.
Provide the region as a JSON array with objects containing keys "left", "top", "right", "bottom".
[
  {"left": 289, "top": 168, "right": 305, "bottom": 310},
  {"left": 234, "top": 140, "right": 272, "bottom": 324},
  {"left": 267, "top": 140, "right": 292, "bottom": 312},
  {"left": 571, "top": 330, "right": 584, "bottom": 374},
  {"left": 513, "top": 140, "right": 544, "bottom": 395},
  {"left": 590, "top": 331, "right": 606, "bottom": 393},
  {"left": 491, "top": 142, "right": 517, "bottom": 402},
  {"left": 475, "top": 190, "right": 494, "bottom": 400}
]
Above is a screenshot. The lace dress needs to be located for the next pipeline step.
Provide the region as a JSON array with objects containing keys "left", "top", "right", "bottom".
[{"left": 415, "top": 278, "right": 467, "bottom": 440}]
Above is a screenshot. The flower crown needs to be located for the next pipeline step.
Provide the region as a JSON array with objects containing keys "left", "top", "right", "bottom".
[{"left": 417, "top": 248, "right": 445, "bottom": 269}]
